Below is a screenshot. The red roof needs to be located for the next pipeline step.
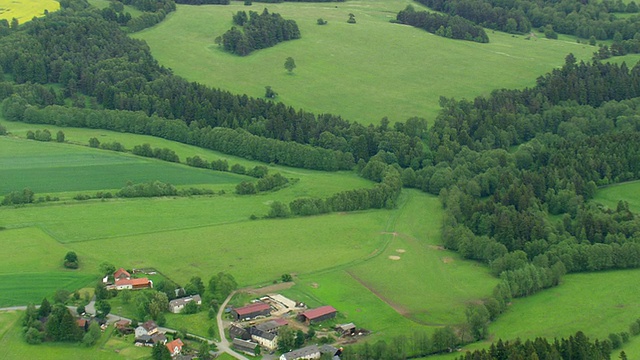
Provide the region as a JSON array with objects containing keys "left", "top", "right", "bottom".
[
  {"left": 273, "top": 318, "right": 289, "bottom": 326},
  {"left": 301, "top": 305, "right": 337, "bottom": 320},
  {"left": 114, "top": 268, "right": 131, "bottom": 279},
  {"left": 234, "top": 302, "right": 271, "bottom": 316},
  {"left": 166, "top": 338, "right": 184, "bottom": 354},
  {"left": 77, "top": 319, "right": 88, "bottom": 327},
  {"left": 115, "top": 277, "right": 151, "bottom": 287}
]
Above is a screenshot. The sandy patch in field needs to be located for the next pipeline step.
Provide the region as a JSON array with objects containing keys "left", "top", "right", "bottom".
[
  {"left": 388, "top": 255, "right": 401, "bottom": 260},
  {"left": 310, "top": 282, "right": 319, "bottom": 288},
  {"left": 396, "top": 249, "right": 406, "bottom": 253},
  {"left": 428, "top": 245, "right": 445, "bottom": 250},
  {"left": 442, "top": 257, "right": 454, "bottom": 263}
]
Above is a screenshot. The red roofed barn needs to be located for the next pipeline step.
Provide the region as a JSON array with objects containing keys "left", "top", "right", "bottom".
[
  {"left": 232, "top": 302, "right": 272, "bottom": 321},
  {"left": 114, "top": 268, "right": 131, "bottom": 280},
  {"left": 298, "top": 305, "right": 337, "bottom": 324}
]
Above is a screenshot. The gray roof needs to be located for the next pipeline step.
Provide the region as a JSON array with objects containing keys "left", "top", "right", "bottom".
[
  {"left": 251, "top": 328, "right": 276, "bottom": 341},
  {"left": 282, "top": 345, "right": 320, "bottom": 360},
  {"left": 229, "top": 325, "right": 250, "bottom": 340},
  {"left": 255, "top": 319, "right": 286, "bottom": 333},
  {"left": 232, "top": 338, "right": 258, "bottom": 352},
  {"left": 169, "top": 294, "right": 202, "bottom": 308},
  {"left": 319, "top": 344, "right": 338, "bottom": 355}
]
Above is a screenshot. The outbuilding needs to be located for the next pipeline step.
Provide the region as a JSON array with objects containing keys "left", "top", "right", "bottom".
[
  {"left": 232, "top": 302, "right": 271, "bottom": 321},
  {"left": 298, "top": 306, "right": 337, "bottom": 324}
]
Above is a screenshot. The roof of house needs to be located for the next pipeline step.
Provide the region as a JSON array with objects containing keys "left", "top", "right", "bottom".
[
  {"left": 300, "top": 305, "right": 337, "bottom": 320},
  {"left": 319, "top": 344, "right": 339, "bottom": 355},
  {"left": 233, "top": 338, "right": 258, "bottom": 351},
  {"left": 77, "top": 319, "right": 88, "bottom": 327},
  {"left": 166, "top": 338, "right": 184, "bottom": 352},
  {"left": 115, "top": 319, "right": 131, "bottom": 328},
  {"left": 282, "top": 345, "right": 320, "bottom": 360},
  {"left": 114, "top": 268, "right": 131, "bottom": 279},
  {"left": 141, "top": 320, "right": 158, "bottom": 331},
  {"left": 169, "top": 294, "right": 202, "bottom": 308},
  {"left": 115, "top": 277, "right": 151, "bottom": 287},
  {"left": 250, "top": 328, "right": 276, "bottom": 341},
  {"left": 152, "top": 333, "right": 167, "bottom": 343},
  {"left": 255, "top": 319, "right": 287, "bottom": 333},
  {"left": 229, "top": 325, "right": 250, "bottom": 339},
  {"left": 233, "top": 302, "right": 271, "bottom": 316}
]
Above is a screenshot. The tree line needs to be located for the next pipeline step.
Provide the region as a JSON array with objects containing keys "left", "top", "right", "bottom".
[
  {"left": 414, "top": 0, "right": 640, "bottom": 40},
  {"left": 396, "top": 5, "right": 489, "bottom": 43},
  {"left": 222, "top": 8, "right": 301, "bottom": 56}
]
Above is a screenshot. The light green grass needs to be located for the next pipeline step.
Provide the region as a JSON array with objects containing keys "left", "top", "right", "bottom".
[
  {"left": 0, "top": 0, "right": 59, "bottom": 23},
  {"left": 593, "top": 180, "right": 640, "bottom": 213},
  {"left": 133, "top": 0, "right": 597, "bottom": 125},
  {"left": 0, "top": 227, "right": 97, "bottom": 307},
  {"left": 164, "top": 311, "right": 217, "bottom": 339}
]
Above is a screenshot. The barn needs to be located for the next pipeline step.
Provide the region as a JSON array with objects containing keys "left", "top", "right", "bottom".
[
  {"left": 232, "top": 302, "right": 272, "bottom": 321},
  {"left": 297, "top": 305, "right": 337, "bottom": 324}
]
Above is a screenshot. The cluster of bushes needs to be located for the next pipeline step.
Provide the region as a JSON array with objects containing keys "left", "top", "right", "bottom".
[
  {"left": 2, "top": 188, "right": 34, "bottom": 206},
  {"left": 22, "top": 298, "right": 100, "bottom": 346},
  {"left": 99, "top": 0, "right": 176, "bottom": 32},
  {"left": 396, "top": 5, "right": 489, "bottom": 43},
  {"left": 25, "top": 129, "right": 65, "bottom": 142},
  {"left": 132, "top": 143, "right": 179, "bottom": 163},
  {"left": 73, "top": 181, "right": 217, "bottom": 201},
  {"left": 222, "top": 8, "right": 300, "bottom": 56},
  {"left": 235, "top": 173, "right": 289, "bottom": 194}
]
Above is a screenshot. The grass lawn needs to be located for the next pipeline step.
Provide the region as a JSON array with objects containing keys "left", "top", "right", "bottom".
[
  {"left": 0, "top": 0, "right": 59, "bottom": 23},
  {"left": 133, "top": 0, "right": 597, "bottom": 125},
  {"left": 593, "top": 180, "right": 640, "bottom": 213}
]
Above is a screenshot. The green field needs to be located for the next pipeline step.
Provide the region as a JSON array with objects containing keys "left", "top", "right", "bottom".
[
  {"left": 0, "top": 0, "right": 59, "bottom": 23},
  {"left": 133, "top": 0, "right": 598, "bottom": 125},
  {"left": 593, "top": 180, "right": 640, "bottom": 213}
]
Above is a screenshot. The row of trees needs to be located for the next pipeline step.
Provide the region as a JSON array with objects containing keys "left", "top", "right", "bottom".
[
  {"left": 222, "top": 9, "right": 300, "bottom": 56},
  {"left": 396, "top": 5, "right": 489, "bottom": 43}
]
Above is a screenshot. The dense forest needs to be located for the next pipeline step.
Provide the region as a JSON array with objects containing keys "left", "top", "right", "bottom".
[
  {"left": 414, "top": 0, "right": 640, "bottom": 39},
  {"left": 396, "top": 5, "right": 489, "bottom": 43},
  {"left": 221, "top": 8, "right": 301, "bottom": 56}
]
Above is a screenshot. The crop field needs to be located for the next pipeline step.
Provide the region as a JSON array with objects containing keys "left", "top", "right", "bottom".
[
  {"left": 593, "top": 181, "right": 640, "bottom": 213},
  {"left": 0, "top": 137, "right": 252, "bottom": 195},
  {"left": 133, "top": 0, "right": 597, "bottom": 125},
  {"left": 0, "top": 0, "right": 59, "bottom": 23}
]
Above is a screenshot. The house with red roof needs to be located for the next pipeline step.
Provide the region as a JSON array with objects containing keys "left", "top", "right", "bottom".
[
  {"left": 232, "top": 302, "right": 272, "bottom": 321},
  {"left": 114, "top": 268, "right": 131, "bottom": 280},
  {"left": 297, "top": 306, "right": 337, "bottom": 324},
  {"left": 166, "top": 338, "right": 184, "bottom": 357},
  {"left": 113, "top": 277, "right": 152, "bottom": 290}
]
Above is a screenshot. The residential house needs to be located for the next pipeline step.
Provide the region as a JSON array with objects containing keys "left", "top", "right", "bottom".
[
  {"left": 169, "top": 295, "right": 202, "bottom": 313},
  {"left": 254, "top": 319, "right": 288, "bottom": 333},
  {"left": 231, "top": 302, "right": 271, "bottom": 321},
  {"left": 166, "top": 338, "right": 184, "bottom": 357},
  {"left": 134, "top": 333, "right": 167, "bottom": 347},
  {"left": 250, "top": 328, "right": 277, "bottom": 351},
  {"left": 280, "top": 345, "right": 321, "bottom": 360},
  {"left": 113, "top": 277, "right": 153, "bottom": 290},
  {"left": 115, "top": 319, "right": 133, "bottom": 335},
  {"left": 76, "top": 318, "right": 89, "bottom": 332},
  {"left": 233, "top": 338, "right": 260, "bottom": 356},
  {"left": 229, "top": 324, "right": 251, "bottom": 341},
  {"left": 297, "top": 306, "right": 337, "bottom": 324},
  {"left": 135, "top": 320, "right": 159, "bottom": 337},
  {"left": 114, "top": 268, "right": 131, "bottom": 280}
]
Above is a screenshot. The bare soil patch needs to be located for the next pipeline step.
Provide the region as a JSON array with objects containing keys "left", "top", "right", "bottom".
[
  {"left": 428, "top": 245, "right": 445, "bottom": 250},
  {"left": 442, "top": 257, "right": 454, "bottom": 264},
  {"left": 396, "top": 249, "right": 406, "bottom": 253},
  {"left": 388, "top": 255, "right": 401, "bottom": 260},
  {"left": 244, "top": 281, "right": 295, "bottom": 295}
]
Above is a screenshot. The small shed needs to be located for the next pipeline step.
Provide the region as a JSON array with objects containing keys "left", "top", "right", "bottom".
[{"left": 233, "top": 338, "right": 260, "bottom": 356}]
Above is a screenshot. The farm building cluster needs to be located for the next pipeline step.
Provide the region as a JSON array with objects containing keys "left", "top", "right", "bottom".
[
  {"left": 116, "top": 319, "right": 186, "bottom": 358},
  {"left": 103, "top": 268, "right": 153, "bottom": 291},
  {"left": 227, "top": 294, "right": 360, "bottom": 360}
]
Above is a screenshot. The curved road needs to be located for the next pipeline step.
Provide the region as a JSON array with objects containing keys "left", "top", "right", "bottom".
[{"left": 216, "top": 291, "right": 249, "bottom": 360}]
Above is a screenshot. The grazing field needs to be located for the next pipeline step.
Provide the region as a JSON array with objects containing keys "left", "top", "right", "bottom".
[
  {"left": 0, "top": 227, "right": 96, "bottom": 307},
  {"left": 0, "top": 0, "right": 59, "bottom": 23},
  {"left": 593, "top": 181, "right": 640, "bottom": 213},
  {"left": 133, "top": 0, "right": 597, "bottom": 125}
]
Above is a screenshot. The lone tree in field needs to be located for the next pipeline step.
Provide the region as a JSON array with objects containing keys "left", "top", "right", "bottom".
[
  {"left": 284, "top": 57, "right": 296, "bottom": 74},
  {"left": 265, "top": 86, "right": 277, "bottom": 99},
  {"left": 347, "top": 13, "right": 356, "bottom": 24},
  {"left": 64, "top": 251, "right": 78, "bottom": 269}
]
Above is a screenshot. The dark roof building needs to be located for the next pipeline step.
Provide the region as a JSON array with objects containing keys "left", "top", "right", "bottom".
[
  {"left": 280, "top": 345, "right": 321, "bottom": 360},
  {"left": 233, "top": 338, "right": 260, "bottom": 356},
  {"left": 298, "top": 306, "right": 337, "bottom": 324},
  {"left": 232, "top": 302, "right": 271, "bottom": 321},
  {"left": 229, "top": 324, "right": 251, "bottom": 340},
  {"left": 255, "top": 319, "right": 288, "bottom": 333}
]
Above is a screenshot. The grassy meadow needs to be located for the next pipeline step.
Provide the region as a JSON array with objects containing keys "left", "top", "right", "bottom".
[
  {"left": 593, "top": 180, "right": 640, "bottom": 213},
  {"left": 133, "top": 0, "right": 598, "bottom": 125},
  {"left": 0, "top": 0, "right": 59, "bottom": 23}
]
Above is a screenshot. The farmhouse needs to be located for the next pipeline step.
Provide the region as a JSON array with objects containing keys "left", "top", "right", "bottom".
[
  {"left": 113, "top": 277, "right": 153, "bottom": 290},
  {"left": 166, "top": 338, "right": 184, "bottom": 357},
  {"left": 250, "top": 328, "right": 278, "bottom": 351},
  {"left": 169, "top": 294, "right": 202, "bottom": 313},
  {"left": 254, "top": 319, "right": 288, "bottom": 333},
  {"left": 134, "top": 333, "right": 167, "bottom": 347},
  {"left": 114, "top": 267, "right": 131, "bottom": 280},
  {"left": 280, "top": 344, "right": 321, "bottom": 360},
  {"left": 233, "top": 338, "right": 260, "bottom": 356},
  {"left": 298, "top": 306, "right": 337, "bottom": 324},
  {"left": 232, "top": 302, "right": 271, "bottom": 321}
]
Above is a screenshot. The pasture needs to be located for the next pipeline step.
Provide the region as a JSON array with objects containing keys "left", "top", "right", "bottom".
[
  {"left": 0, "top": 0, "right": 59, "bottom": 23},
  {"left": 593, "top": 180, "right": 640, "bottom": 213},
  {"left": 133, "top": 0, "right": 597, "bottom": 125}
]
